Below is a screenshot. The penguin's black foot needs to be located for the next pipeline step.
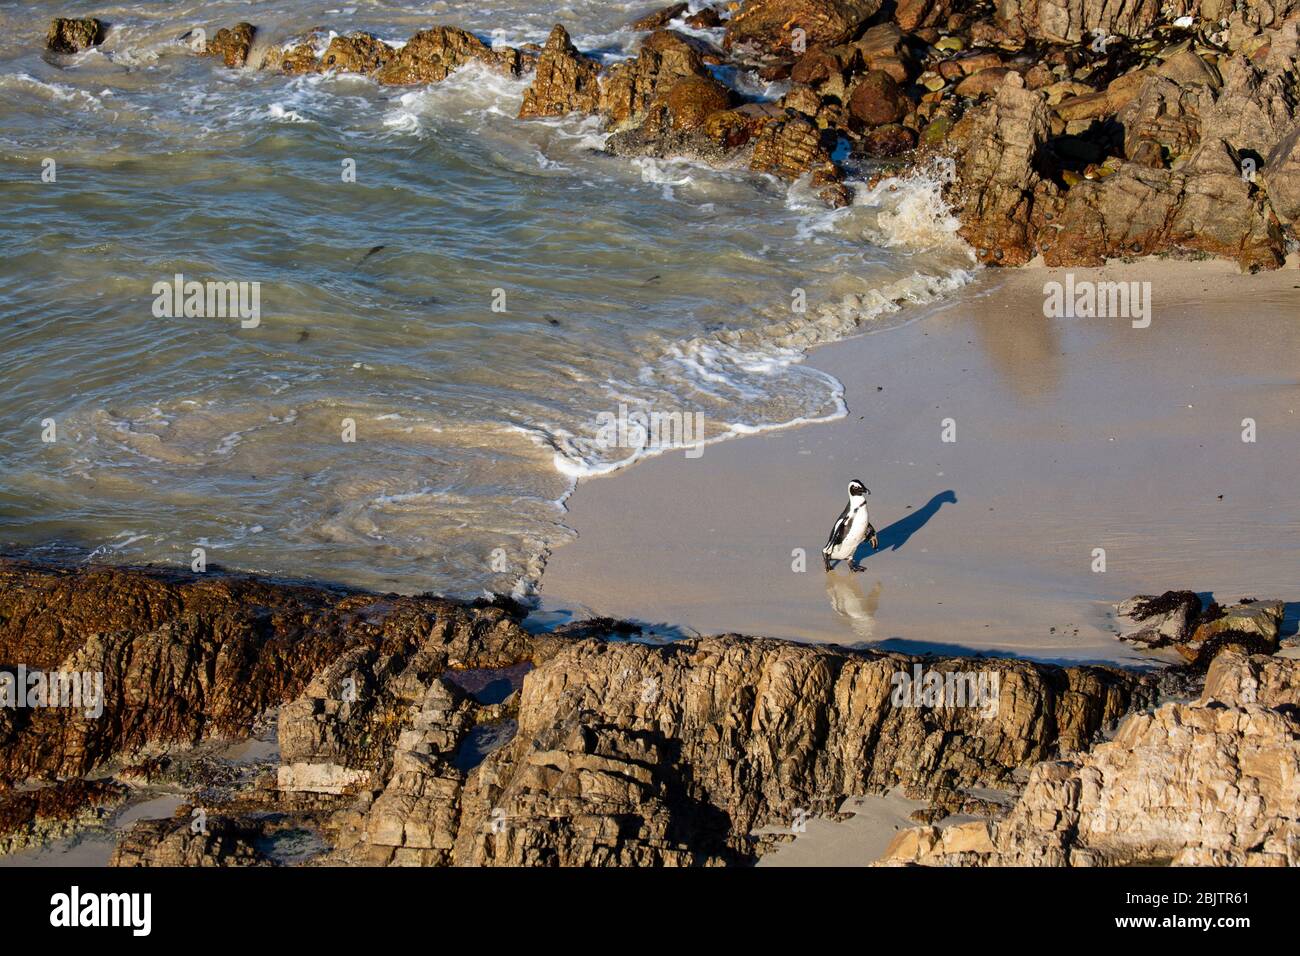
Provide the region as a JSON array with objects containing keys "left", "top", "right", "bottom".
[
  {"left": 849, "top": 561, "right": 865, "bottom": 573},
  {"left": 869, "top": 534, "right": 879, "bottom": 551}
]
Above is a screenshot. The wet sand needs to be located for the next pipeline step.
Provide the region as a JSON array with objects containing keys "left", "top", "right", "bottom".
[{"left": 539, "top": 259, "right": 1300, "bottom": 665}]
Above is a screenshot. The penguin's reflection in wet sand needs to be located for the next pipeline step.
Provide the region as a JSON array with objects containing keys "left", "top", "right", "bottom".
[{"left": 825, "top": 573, "right": 882, "bottom": 641}]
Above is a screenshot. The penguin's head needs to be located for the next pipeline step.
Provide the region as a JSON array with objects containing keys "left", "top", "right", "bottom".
[{"left": 847, "top": 479, "right": 870, "bottom": 499}]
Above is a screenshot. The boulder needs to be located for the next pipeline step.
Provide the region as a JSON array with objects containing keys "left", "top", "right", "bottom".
[
  {"left": 663, "top": 75, "right": 734, "bottom": 129},
  {"left": 46, "top": 17, "right": 104, "bottom": 54},
  {"left": 878, "top": 652, "right": 1300, "bottom": 867},
  {"left": 1265, "top": 122, "right": 1300, "bottom": 226},
  {"left": 374, "top": 26, "right": 516, "bottom": 85},
  {"left": 848, "top": 69, "right": 907, "bottom": 125},
  {"left": 518, "top": 24, "right": 602, "bottom": 118},
  {"left": 955, "top": 67, "right": 1014, "bottom": 98},
  {"left": 1116, "top": 590, "right": 1202, "bottom": 647},
  {"left": 600, "top": 30, "right": 712, "bottom": 127},
  {"left": 946, "top": 72, "right": 1056, "bottom": 265},
  {"left": 318, "top": 32, "right": 394, "bottom": 75},
  {"left": 893, "top": 0, "right": 952, "bottom": 32},
  {"left": 630, "top": 3, "right": 689, "bottom": 30},
  {"left": 203, "top": 22, "right": 255, "bottom": 69},
  {"left": 995, "top": 0, "right": 1197, "bottom": 45},
  {"left": 860, "top": 121, "right": 917, "bottom": 155},
  {"left": 724, "top": 0, "right": 884, "bottom": 56},
  {"left": 1177, "top": 599, "right": 1285, "bottom": 663}
]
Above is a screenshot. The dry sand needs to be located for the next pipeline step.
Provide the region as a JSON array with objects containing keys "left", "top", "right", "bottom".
[{"left": 539, "top": 259, "right": 1300, "bottom": 665}]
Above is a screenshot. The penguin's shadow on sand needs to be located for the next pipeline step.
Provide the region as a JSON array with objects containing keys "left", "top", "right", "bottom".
[{"left": 854, "top": 489, "right": 957, "bottom": 562}]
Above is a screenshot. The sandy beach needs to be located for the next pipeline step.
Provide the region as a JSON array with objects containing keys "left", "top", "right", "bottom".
[{"left": 540, "top": 259, "right": 1300, "bottom": 665}]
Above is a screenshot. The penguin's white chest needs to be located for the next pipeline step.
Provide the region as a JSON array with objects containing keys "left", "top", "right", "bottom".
[{"left": 827, "top": 503, "right": 870, "bottom": 559}]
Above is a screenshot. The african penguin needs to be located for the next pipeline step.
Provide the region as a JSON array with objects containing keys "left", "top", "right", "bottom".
[{"left": 822, "top": 479, "right": 878, "bottom": 572}]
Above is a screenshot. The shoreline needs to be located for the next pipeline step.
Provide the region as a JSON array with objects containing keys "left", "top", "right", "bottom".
[{"left": 538, "top": 256, "right": 1300, "bottom": 665}]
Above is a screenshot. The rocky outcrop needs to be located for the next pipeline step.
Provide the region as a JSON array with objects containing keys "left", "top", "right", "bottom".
[
  {"left": 203, "top": 22, "right": 255, "bottom": 69},
  {"left": 111, "top": 813, "right": 271, "bottom": 867},
  {"left": 13, "top": 559, "right": 1297, "bottom": 868},
  {"left": 750, "top": 113, "right": 852, "bottom": 206},
  {"left": 947, "top": 72, "right": 1055, "bottom": 265},
  {"left": 445, "top": 639, "right": 1146, "bottom": 865},
  {"left": 375, "top": 26, "right": 520, "bottom": 85},
  {"left": 0, "top": 559, "right": 546, "bottom": 780},
  {"left": 995, "top": 0, "right": 1196, "bottom": 45},
  {"left": 879, "top": 651, "right": 1300, "bottom": 867},
  {"left": 0, "top": 780, "right": 125, "bottom": 854},
  {"left": 255, "top": 26, "right": 520, "bottom": 84},
  {"left": 725, "top": 0, "right": 884, "bottom": 55},
  {"left": 1116, "top": 591, "right": 1287, "bottom": 665},
  {"left": 894, "top": 0, "right": 952, "bottom": 33},
  {"left": 630, "top": 3, "right": 690, "bottom": 31},
  {"left": 318, "top": 32, "right": 394, "bottom": 75},
  {"left": 182, "top": 0, "right": 1300, "bottom": 233},
  {"left": 518, "top": 25, "right": 602, "bottom": 119},
  {"left": 277, "top": 630, "right": 1148, "bottom": 865},
  {"left": 600, "top": 30, "right": 715, "bottom": 128},
  {"left": 46, "top": 17, "right": 104, "bottom": 54}
]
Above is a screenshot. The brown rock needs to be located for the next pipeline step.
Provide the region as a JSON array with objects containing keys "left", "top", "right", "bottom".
[
  {"left": 947, "top": 73, "right": 1056, "bottom": 265},
  {"left": 790, "top": 45, "right": 852, "bottom": 85},
  {"left": 894, "top": 0, "right": 952, "bottom": 32},
  {"left": 518, "top": 25, "right": 602, "bottom": 118},
  {"left": 630, "top": 3, "right": 690, "bottom": 30},
  {"left": 0, "top": 780, "right": 125, "bottom": 855},
  {"left": 1265, "top": 122, "right": 1300, "bottom": 226},
  {"left": 955, "top": 67, "right": 1014, "bottom": 97},
  {"left": 203, "top": 22, "right": 256, "bottom": 69},
  {"left": 848, "top": 69, "right": 907, "bottom": 125},
  {"left": 1118, "top": 74, "right": 1206, "bottom": 166},
  {"left": 724, "top": 0, "right": 884, "bottom": 56},
  {"left": 686, "top": 7, "right": 725, "bottom": 29},
  {"left": 373, "top": 26, "right": 513, "bottom": 85},
  {"left": 113, "top": 814, "right": 272, "bottom": 867},
  {"left": 1156, "top": 49, "right": 1222, "bottom": 89},
  {"left": 664, "top": 76, "right": 734, "bottom": 129},
  {"left": 319, "top": 32, "right": 394, "bottom": 75},
  {"left": 46, "top": 17, "right": 104, "bottom": 54},
  {"left": 995, "top": 0, "right": 1198, "bottom": 45},
  {"left": 0, "top": 559, "right": 544, "bottom": 781},
  {"left": 879, "top": 653, "right": 1300, "bottom": 867},
  {"left": 1053, "top": 90, "right": 1111, "bottom": 122},
  {"left": 1044, "top": 154, "right": 1285, "bottom": 271},
  {"left": 600, "top": 30, "right": 712, "bottom": 127},
  {"left": 860, "top": 121, "right": 917, "bottom": 155}
]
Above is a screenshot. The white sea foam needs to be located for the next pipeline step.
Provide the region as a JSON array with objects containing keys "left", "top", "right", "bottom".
[{"left": 2, "top": 73, "right": 103, "bottom": 109}]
